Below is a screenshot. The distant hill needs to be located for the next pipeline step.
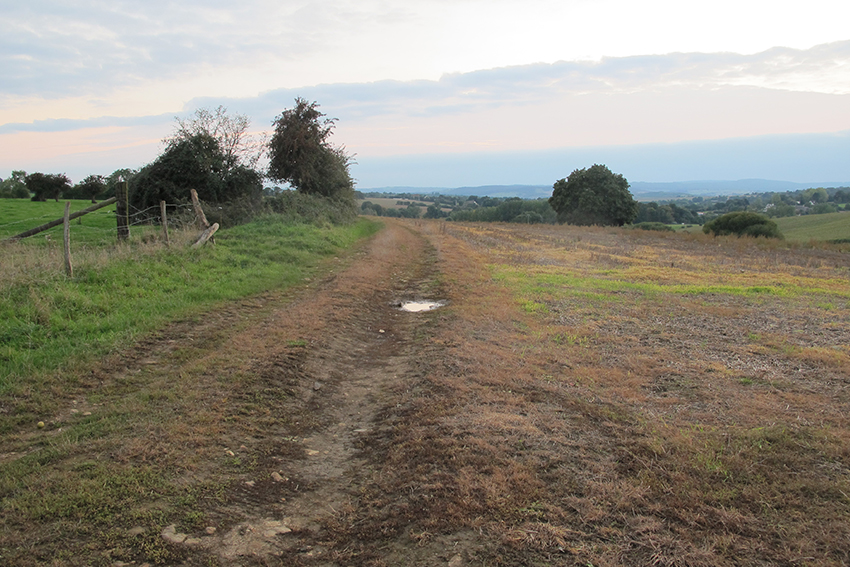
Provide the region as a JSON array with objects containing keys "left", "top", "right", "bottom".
[
  {"left": 361, "top": 179, "right": 850, "bottom": 200},
  {"left": 630, "top": 179, "right": 850, "bottom": 198},
  {"left": 360, "top": 185, "right": 552, "bottom": 199}
]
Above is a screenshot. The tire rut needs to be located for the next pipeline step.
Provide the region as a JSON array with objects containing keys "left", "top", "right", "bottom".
[{"left": 194, "top": 220, "right": 441, "bottom": 565}]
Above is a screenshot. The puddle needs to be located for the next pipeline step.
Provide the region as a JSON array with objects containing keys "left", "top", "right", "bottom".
[{"left": 398, "top": 300, "right": 444, "bottom": 313}]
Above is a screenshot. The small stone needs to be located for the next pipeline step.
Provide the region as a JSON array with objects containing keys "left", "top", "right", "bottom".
[
  {"left": 305, "top": 449, "right": 320, "bottom": 456},
  {"left": 83, "top": 412, "right": 92, "bottom": 416},
  {"left": 448, "top": 554, "right": 464, "bottom": 567},
  {"left": 162, "top": 524, "right": 187, "bottom": 544},
  {"left": 225, "top": 450, "right": 235, "bottom": 456},
  {"left": 271, "top": 472, "right": 285, "bottom": 482},
  {"left": 378, "top": 329, "right": 385, "bottom": 333},
  {"left": 245, "top": 480, "right": 255, "bottom": 487},
  {"left": 312, "top": 381, "right": 323, "bottom": 391},
  {"left": 205, "top": 526, "right": 217, "bottom": 535},
  {"left": 184, "top": 537, "right": 203, "bottom": 546},
  {"left": 262, "top": 520, "right": 291, "bottom": 537},
  {"left": 127, "top": 526, "right": 147, "bottom": 536},
  {"left": 70, "top": 409, "right": 80, "bottom": 414}
]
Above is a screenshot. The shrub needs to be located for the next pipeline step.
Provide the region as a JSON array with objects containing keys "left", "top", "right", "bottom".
[
  {"left": 630, "top": 222, "right": 675, "bottom": 232},
  {"left": 703, "top": 211, "right": 783, "bottom": 239},
  {"left": 265, "top": 190, "right": 358, "bottom": 225}
]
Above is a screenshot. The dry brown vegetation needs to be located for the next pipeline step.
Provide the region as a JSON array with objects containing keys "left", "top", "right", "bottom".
[
  {"left": 1, "top": 219, "right": 848, "bottom": 566},
  {"left": 369, "top": 221, "right": 850, "bottom": 566}
]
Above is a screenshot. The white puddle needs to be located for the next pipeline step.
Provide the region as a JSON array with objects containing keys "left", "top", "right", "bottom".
[{"left": 398, "top": 301, "right": 444, "bottom": 313}]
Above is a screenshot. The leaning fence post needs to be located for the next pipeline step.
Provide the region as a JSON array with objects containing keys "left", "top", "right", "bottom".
[
  {"left": 190, "top": 189, "right": 213, "bottom": 245},
  {"left": 116, "top": 181, "right": 130, "bottom": 241},
  {"left": 192, "top": 223, "right": 219, "bottom": 248},
  {"left": 160, "top": 200, "right": 170, "bottom": 246},
  {"left": 63, "top": 202, "right": 73, "bottom": 277},
  {"left": 190, "top": 189, "right": 210, "bottom": 229}
]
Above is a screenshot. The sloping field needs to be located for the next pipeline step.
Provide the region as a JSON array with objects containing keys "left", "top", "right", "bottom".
[{"left": 775, "top": 211, "right": 850, "bottom": 242}]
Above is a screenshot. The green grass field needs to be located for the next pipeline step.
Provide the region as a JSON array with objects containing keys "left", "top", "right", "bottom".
[
  {"left": 0, "top": 205, "right": 380, "bottom": 402},
  {"left": 775, "top": 211, "right": 850, "bottom": 242},
  {"left": 0, "top": 199, "right": 166, "bottom": 245}
]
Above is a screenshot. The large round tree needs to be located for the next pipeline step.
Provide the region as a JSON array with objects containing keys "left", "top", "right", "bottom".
[{"left": 549, "top": 164, "right": 638, "bottom": 226}]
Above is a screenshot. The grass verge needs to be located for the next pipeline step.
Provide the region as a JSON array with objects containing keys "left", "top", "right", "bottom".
[{"left": 0, "top": 215, "right": 379, "bottom": 565}]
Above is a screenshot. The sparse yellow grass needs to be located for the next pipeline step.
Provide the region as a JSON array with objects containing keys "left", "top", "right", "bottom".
[{"left": 408, "top": 219, "right": 850, "bottom": 566}]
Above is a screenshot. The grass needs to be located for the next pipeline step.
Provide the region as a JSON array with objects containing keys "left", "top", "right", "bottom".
[
  {"left": 775, "top": 211, "right": 850, "bottom": 242},
  {"left": 0, "top": 198, "right": 149, "bottom": 246},
  {"left": 0, "top": 212, "right": 380, "bottom": 565},
  {"left": 0, "top": 213, "right": 379, "bottom": 400}
]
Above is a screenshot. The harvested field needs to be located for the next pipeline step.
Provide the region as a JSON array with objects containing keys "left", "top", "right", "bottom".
[{"left": 1, "top": 219, "right": 848, "bottom": 566}]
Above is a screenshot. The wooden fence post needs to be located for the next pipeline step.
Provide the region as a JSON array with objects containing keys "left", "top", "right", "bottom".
[
  {"left": 116, "top": 181, "right": 130, "bottom": 241},
  {"left": 160, "top": 200, "right": 169, "bottom": 246},
  {"left": 192, "top": 223, "right": 219, "bottom": 248},
  {"left": 190, "top": 189, "right": 214, "bottom": 245},
  {"left": 63, "top": 202, "right": 73, "bottom": 277},
  {"left": 190, "top": 189, "right": 210, "bottom": 229}
]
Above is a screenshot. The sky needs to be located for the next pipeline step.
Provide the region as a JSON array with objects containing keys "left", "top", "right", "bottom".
[{"left": 2, "top": 0, "right": 850, "bottom": 189}]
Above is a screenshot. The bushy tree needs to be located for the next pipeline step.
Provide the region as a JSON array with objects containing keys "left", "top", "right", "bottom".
[
  {"left": 811, "top": 203, "right": 838, "bottom": 215},
  {"left": 167, "top": 105, "right": 262, "bottom": 170},
  {"left": 267, "top": 98, "right": 355, "bottom": 199},
  {"left": 549, "top": 164, "right": 638, "bottom": 226},
  {"left": 68, "top": 175, "right": 108, "bottom": 203},
  {"left": 766, "top": 203, "right": 796, "bottom": 218},
  {"left": 0, "top": 170, "right": 29, "bottom": 198},
  {"left": 803, "top": 187, "right": 829, "bottom": 204},
  {"left": 26, "top": 172, "right": 71, "bottom": 202},
  {"left": 830, "top": 189, "right": 849, "bottom": 204},
  {"left": 703, "top": 211, "right": 782, "bottom": 239},
  {"left": 130, "top": 133, "right": 262, "bottom": 214}
]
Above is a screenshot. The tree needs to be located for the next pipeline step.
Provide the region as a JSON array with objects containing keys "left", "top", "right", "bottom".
[
  {"left": 832, "top": 189, "right": 849, "bottom": 204},
  {"left": 548, "top": 164, "right": 638, "bottom": 226},
  {"left": 73, "top": 175, "right": 108, "bottom": 203},
  {"left": 703, "top": 211, "right": 782, "bottom": 239},
  {"left": 130, "top": 132, "right": 262, "bottom": 214},
  {"left": 0, "top": 170, "right": 29, "bottom": 198},
  {"left": 267, "top": 98, "right": 355, "bottom": 199},
  {"left": 26, "top": 172, "right": 71, "bottom": 202},
  {"left": 803, "top": 187, "right": 829, "bottom": 204},
  {"left": 167, "top": 105, "right": 262, "bottom": 171}
]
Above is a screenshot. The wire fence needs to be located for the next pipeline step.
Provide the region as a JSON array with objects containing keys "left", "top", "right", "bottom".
[
  {"left": 0, "top": 197, "right": 216, "bottom": 287},
  {"left": 0, "top": 202, "right": 202, "bottom": 243}
]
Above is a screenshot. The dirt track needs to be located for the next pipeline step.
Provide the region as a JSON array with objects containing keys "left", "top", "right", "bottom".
[{"left": 157, "top": 218, "right": 468, "bottom": 565}]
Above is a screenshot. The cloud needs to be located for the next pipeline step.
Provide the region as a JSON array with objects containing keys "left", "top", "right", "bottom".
[
  {"left": 4, "top": 40, "right": 850, "bottom": 138},
  {"left": 4, "top": 0, "right": 850, "bottom": 106},
  {"left": 2, "top": 39, "right": 850, "bottom": 185},
  {"left": 183, "top": 40, "right": 850, "bottom": 125}
]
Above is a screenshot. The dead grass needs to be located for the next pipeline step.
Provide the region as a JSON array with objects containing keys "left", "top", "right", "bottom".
[{"left": 338, "top": 220, "right": 850, "bottom": 566}]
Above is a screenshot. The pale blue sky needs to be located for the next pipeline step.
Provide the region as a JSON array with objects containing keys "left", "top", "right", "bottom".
[{"left": 2, "top": 0, "right": 849, "bottom": 187}]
